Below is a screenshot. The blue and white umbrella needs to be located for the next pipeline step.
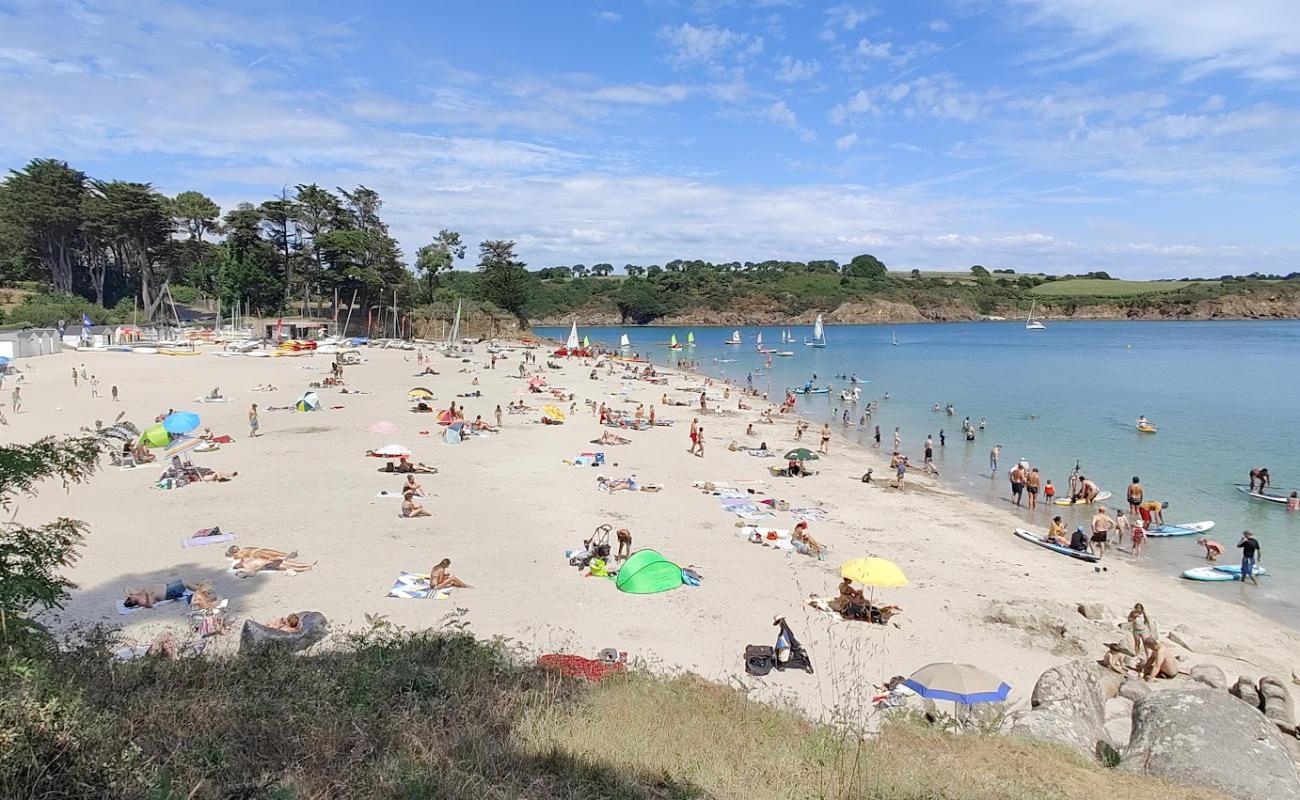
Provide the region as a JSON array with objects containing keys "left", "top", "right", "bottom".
[{"left": 903, "top": 662, "right": 1010, "bottom": 705}]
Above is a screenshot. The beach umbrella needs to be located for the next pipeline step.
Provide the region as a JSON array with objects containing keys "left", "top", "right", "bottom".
[
  {"left": 164, "top": 435, "right": 203, "bottom": 458},
  {"left": 407, "top": 387, "right": 433, "bottom": 399},
  {"left": 840, "top": 558, "right": 908, "bottom": 588},
  {"left": 903, "top": 662, "right": 1010, "bottom": 705},
  {"left": 784, "top": 447, "right": 819, "bottom": 462},
  {"left": 371, "top": 443, "right": 412, "bottom": 458},
  {"left": 294, "top": 392, "right": 321, "bottom": 412},
  {"left": 162, "top": 411, "right": 201, "bottom": 434},
  {"left": 541, "top": 404, "right": 566, "bottom": 423}
]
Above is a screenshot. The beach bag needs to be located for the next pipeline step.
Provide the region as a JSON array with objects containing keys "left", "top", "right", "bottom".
[{"left": 744, "top": 644, "right": 774, "bottom": 676}]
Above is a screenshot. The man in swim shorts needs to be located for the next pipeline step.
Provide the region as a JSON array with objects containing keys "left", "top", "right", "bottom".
[
  {"left": 123, "top": 578, "right": 193, "bottom": 608},
  {"left": 1127, "top": 476, "right": 1143, "bottom": 515},
  {"left": 1009, "top": 463, "right": 1025, "bottom": 506},
  {"left": 1249, "top": 467, "right": 1271, "bottom": 494},
  {"left": 1025, "top": 467, "right": 1041, "bottom": 510},
  {"left": 1090, "top": 506, "right": 1115, "bottom": 558}
]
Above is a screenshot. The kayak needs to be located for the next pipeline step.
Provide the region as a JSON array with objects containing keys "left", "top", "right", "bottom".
[
  {"left": 1136, "top": 423, "right": 1157, "bottom": 433},
  {"left": 790, "top": 387, "right": 830, "bottom": 395},
  {"left": 1145, "top": 521, "right": 1214, "bottom": 538},
  {"left": 1053, "top": 491, "right": 1113, "bottom": 507},
  {"left": 1013, "top": 528, "right": 1100, "bottom": 562},
  {"left": 1182, "top": 565, "right": 1267, "bottom": 582},
  {"left": 1234, "top": 484, "right": 1291, "bottom": 505}
]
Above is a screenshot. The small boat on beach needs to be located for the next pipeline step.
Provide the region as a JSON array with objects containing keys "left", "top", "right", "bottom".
[
  {"left": 1234, "top": 484, "right": 1292, "bottom": 505},
  {"left": 790, "top": 386, "right": 830, "bottom": 395},
  {"left": 1145, "top": 521, "right": 1214, "bottom": 538},
  {"left": 1012, "top": 528, "right": 1099, "bottom": 562},
  {"left": 1052, "top": 491, "right": 1112, "bottom": 507}
]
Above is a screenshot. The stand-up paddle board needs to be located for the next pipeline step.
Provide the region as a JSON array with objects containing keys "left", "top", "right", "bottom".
[
  {"left": 1145, "top": 521, "right": 1214, "bottom": 538},
  {"left": 1053, "top": 491, "right": 1112, "bottom": 507},
  {"left": 1013, "top": 529, "right": 1100, "bottom": 562}
]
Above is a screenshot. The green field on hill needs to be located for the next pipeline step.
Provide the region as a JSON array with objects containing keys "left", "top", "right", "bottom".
[{"left": 1028, "top": 279, "right": 1213, "bottom": 298}]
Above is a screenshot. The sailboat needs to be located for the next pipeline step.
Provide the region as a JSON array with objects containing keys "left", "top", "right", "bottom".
[
  {"left": 805, "top": 315, "right": 827, "bottom": 348},
  {"left": 686, "top": 331, "right": 696, "bottom": 347},
  {"left": 565, "top": 320, "right": 579, "bottom": 351},
  {"left": 724, "top": 329, "right": 742, "bottom": 345},
  {"left": 756, "top": 332, "right": 776, "bottom": 354},
  {"left": 582, "top": 335, "right": 590, "bottom": 349},
  {"left": 619, "top": 333, "right": 631, "bottom": 349},
  {"left": 891, "top": 329, "right": 898, "bottom": 346},
  {"left": 781, "top": 328, "right": 794, "bottom": 344},
  {"left": 1025, "top": 301, "right": 1046, "bottom": 331},
  {"left": 669, "top": 333, "right": 683, "bottom": 350},
  {"left": 442, "top": 300, "right": 463, "bottom": 353}
]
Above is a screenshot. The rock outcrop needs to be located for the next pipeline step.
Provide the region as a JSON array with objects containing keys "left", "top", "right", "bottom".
[
  {"left": 1122, "top": 688, "right": 1300, "bottom": 799},
  {"left": 1006, "top": 660, "right": 1122, "bottom": 759},
  {"left": 1190, "top": 663, "right": 1228, "bottom": 690},
  {"left": 1260, "top": 676, "right": 1298, "bottom": 735}
]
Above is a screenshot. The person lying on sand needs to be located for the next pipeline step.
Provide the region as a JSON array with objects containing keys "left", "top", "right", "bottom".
[
  {"left": 594, "top": 431, "right": 632, "bottom": 445},
  {"left": 596, "top": 476, "right": 661, "bottom": 493},
  {"left": 402, "top": 491, "right": 431, "bottom": 517},
  {"left": 429, "top": 558, "right": 470, "bottom": 590},
  {"left": 124, "top": 578, "right": 198, "bottom": 609},
  {"left": 232, "top": 556, "right": 316, "bottom": 577},
  {"left": 417, "top": 367, "right": 439, "bottom": 376},
  {"left": 199, "top": 469, "right": 238, "bottom": 482},
  {"left": 227, "top": 546, "right": 296, "bottom": 561}
]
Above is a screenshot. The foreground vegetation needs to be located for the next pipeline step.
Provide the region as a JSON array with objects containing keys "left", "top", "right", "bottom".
[{"left": 1, "top": 627, "right": 1218, "bottom": 800}]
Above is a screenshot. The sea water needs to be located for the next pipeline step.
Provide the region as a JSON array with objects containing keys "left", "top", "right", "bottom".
[{"left": 536, "top": 321, "right": 1300, "bottom": 627}]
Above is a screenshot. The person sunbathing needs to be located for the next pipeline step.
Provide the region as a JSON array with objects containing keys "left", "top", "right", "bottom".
[
  {"left": 402, "top": 491, "right": 431, "bottom": 517},
  {"left": 266, "top": 613, "right": 302, "bottom": 632},
  {"left": 227, "top": 546, "right": 297, "bottom": 561},
  {"left": 200, "top": 469, "right": 238, "bottom": 482},
  {"left": 232, "top": 555, "right": 316, "bottom": 577},
  {"left": 123, "top": 578, "right": 196, "bottom": 609},
  {"left": 596, "top": 431, "right": 632, "bottom": 445},
  {"left": 418, "top": 367, "right": 439, "bottom": 376},
  {"left": 430, "top": 558, "right": 470, "bottom": 590}
]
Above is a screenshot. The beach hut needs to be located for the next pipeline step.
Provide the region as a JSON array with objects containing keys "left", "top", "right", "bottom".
[
  {"left": 614, "top": 549, "right": 683, "bottom": 594},
  {"left": 294, "top": 392, "right": 321, "bottom": 412}
]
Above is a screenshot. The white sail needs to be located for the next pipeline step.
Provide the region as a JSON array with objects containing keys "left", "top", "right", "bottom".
[
  {"left": 814, "top": 315, "right": 825, "bottom": 343},
  {"left": 566, "top": 321, "right": 580, "bottom": 349},
  {"left": 620, "top": 333, "right": 630, "bottom": 348},
  {"left": 1025, "top": 301, "right": 1046, "bottom": 330},
  {"left": 446, "top": 300, "right": 462, "bottom": 348},
  {"left": 733, "top": 329, "right": 741, "bottom": 341},
  {"left": 756, "top": 332, "right": 763, "bottom": 346}
]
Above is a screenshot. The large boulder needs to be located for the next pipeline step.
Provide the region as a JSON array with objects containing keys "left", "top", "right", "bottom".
[
  {"left": 1260, "top": 676, "right": 1297, "bottom": 735},
  {"left": 985, "top": 601, "right": 1090, "bottom": 657},
  {"left": 1077, "top": 602, "right": 1111, "bottom": 621},
  {"left": 1007, "top": 660, "right": 1122, "bottom": 759},
  {"left": 239, "top": 611, "right": 329, "bottom": 655},
  {"left": 1122, "top": 688, "right": 1300, "bottom": 799},
  {"left": 1232, "top": 676, "right": 1263, "bottom": 709},
  {"left": 1191, "top": 663, "right": 1228, "bottom": 690}
]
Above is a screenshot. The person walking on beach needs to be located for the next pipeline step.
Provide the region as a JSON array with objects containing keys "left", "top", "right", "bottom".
[
  {"left": 1127, "top": 477, "right": 1144, "bottom": 515},
  {"left": 873, "top": 425, "right": 881, "bottom": 449},
  {"left": 989, "top": 444, "right": 1000, "bottom": 473},
  {"left": 71, "top": 366, "right": 78, "bottom": 387},
  {"left": 111, "top": 385, "right": 119, "bottom": 402},
  {"left": 10, "top": 385, "right": 20, "bottom": 414},
  {"left": 495, "top": 404, "right": 502, "bottom": 428},
  {"left": 820, "top": 423, "right": 831, "bottom": 454},
  {"left": 248, "top": 403, "right": 260, "bottom": 438},
  {"left": 688, "top": 417, "right": 699, "bottom": 455},
  {"left": 1237, "top": 531, "right": 1260, "bottom": 585},
  {"left": 1090, "top": 506, "right": 1115, "bottom": 558},
  {"left": 1026, "top": 467, "right": 1041, "bottom": 510},
  {"left": 89, "top": 375, "right": 100, "bottom": 398},
  {"left": 695, "top": 426, "right": 705, "bottom": 458}
]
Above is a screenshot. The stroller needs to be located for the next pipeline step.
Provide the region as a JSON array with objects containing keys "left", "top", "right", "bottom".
[{"left": 744, "top": 617, "right": 814, "bottom": 676}]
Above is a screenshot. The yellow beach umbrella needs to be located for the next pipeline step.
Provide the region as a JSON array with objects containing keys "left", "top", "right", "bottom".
[
  {"left": 541, "top": 404, "right": 566, "bottom": 423},
  {"left": 407, "top": 387, "right": 434, "bottom": 399},
  {"left": 840, "top": 558, "right": 908, "bottom": 588}
]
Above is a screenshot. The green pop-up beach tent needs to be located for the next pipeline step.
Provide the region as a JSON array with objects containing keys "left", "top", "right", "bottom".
[{"left": 614, "top": 549, "right": 683, "bottom": 594}]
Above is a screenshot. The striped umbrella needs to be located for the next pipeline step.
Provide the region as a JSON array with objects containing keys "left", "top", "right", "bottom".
[{"left": 903, "top": 662, "right": 1010, "bottom": 705}]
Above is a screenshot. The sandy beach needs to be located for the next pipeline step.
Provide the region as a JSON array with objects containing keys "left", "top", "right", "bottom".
[{"left": 17, "top": 343, "right": 1300, "bottom": 719}]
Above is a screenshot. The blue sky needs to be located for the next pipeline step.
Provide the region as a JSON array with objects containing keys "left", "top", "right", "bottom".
[{"left": 1, "top": 0, "right": 1298, "bottom": 277}]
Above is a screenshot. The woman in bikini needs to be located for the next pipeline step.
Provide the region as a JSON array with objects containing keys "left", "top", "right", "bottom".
[{"left": 430, "top": 558, "right": 470, "bottom": 590}]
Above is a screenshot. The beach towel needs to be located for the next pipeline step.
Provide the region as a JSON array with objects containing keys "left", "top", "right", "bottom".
[
  {"left": 736, "top": 511, "right": 776, "bottom": 521},
  {"left": 386, "top": 572, "right": 450, "bottom": 600},
  {"left": 211, "top": 435, "right": 235, "bottom": 444},
  {"left": 713, "top": 488, "right": 747, "bottom": 499},
  {"left": 722, "top": 502, "right": 760, "bottom": 514},
  {"left": 719, "top": 498, "right": 755, "bottom": 508},
  {"left": 182, "top": 532, "right": 236, "bottom": 548},
  {"left": 536, "top": 653, "right": 626, "bottom": 682},
  {"left": 791, "top": 508, "right": 829, "bottom": 522}
]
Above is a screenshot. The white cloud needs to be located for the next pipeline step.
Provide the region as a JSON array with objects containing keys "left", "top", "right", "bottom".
[
  {"left": 774, "top": 55, "right": 820, "bottom": 82},
  {"left": 594, "top": 10, "right": 621, "bottom": 22},
  {"left": 855, "top": 39, "right": 894, "bottom": 60},
  {"left": 822, "top": 4, "right": 877, "bottom": 37},
  {"left": 1203, "top": 94, "right": 1225, "bottom": 111},
  {"left": 835, "top": 133, "right": 859, "bottom": 150},
  {"left": 926, "top": 19, "right": 952, "bottom": 33},
  {"left": 658, "top": 23, "right": 763, "bottom": 68},
  {"left": 765, "top": 101, "right": 816, "bottom": 141},
  {"left": 1010, "top": 0, "right": 1300, "bottom": 81}
]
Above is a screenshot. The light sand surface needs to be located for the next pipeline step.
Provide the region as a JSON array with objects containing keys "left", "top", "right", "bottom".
[{"left": 15, "top": 345, "right": 1300, "bottom": 719}]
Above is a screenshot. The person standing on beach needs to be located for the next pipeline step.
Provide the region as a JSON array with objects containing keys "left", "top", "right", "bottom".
[
  {"left": 248, "top": 403, "right": 259, "bottom": 438},
  {"left": 892, "top": 427, "right": 901, "bottom": 451},
  {"left": 89, "top": 375, "right": 100, "bottom": 398},
  {"left": 820, "top": 423, "right": 831, "bottom": 454},
  {"left": 1009, "top": 463, "right": 1025, "bottom": 506},
  {"left": 1237, "top": 531, "right": 1260, "bottom": 585},
  {"left": 688, "top": 418, "right": 699, "bottom": 455},
  {"left": 696, "top": 426, "right": 705, "bottom": 458},
  {"left": 873, "top": 426, "right": 881, "bottom": 449},
  {"left": 72, "top": 366, "right": 78, "bottom": 387},
  {"left": 1026, "top": 468, "right": 1041, "bottom": 510},
  {"left": 1127, "top": 477, "right": 1144, "bottom": 515},
  {"left": 1090, "top": 506, "right": 1115, "bottom": 558},
  {"left": 111, "top": 385, "right": 119, "bottom": 402},
  {"left": 989, "top": 445, "right": 1000, "bottom": 473},
  {"left": 495, "top": 405, "right": 502, "bottom": 428},
  {"left": 10, "top": 385, "right": 20, "bottom": 414}
]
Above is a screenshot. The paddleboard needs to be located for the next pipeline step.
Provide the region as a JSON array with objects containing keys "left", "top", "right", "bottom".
[
  {"left": 1213, "top": 564, "right": 1268, "bottom": 577},
  {"left": 791, "top": 387, "right": 830, "bottom": 395},
  {"left": 1013, "top": 528, "right": 1100, "bottom": 562},
  {"left": 1234, "top": 484, "right": 1290, "bottom": 504},
  {"left": 1183, "top": 565, "right": 1267, "bottom": 582},
  {"left": 1052, "top": 491, "right": 1113, "bottom": 507},
  {"left": 132, "top": 347, "right": 158, "bottom": 354},
  {"left": 1145, "top": 521, "right": 1214, "bottom": 538}
]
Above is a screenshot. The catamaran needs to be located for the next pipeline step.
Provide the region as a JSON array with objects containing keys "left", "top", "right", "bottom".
[
  {"left": 724, "top": 329, "right": 742, "bottom": 345},
  {"left": 1025, "top": 301, "right": 1046, "bottom": 331},
  {"left": 805, "top": 315, "right": 827, "bottom": 348},
  {"left": 443, "top": 300, "right": 464, "bottom": 353},
  {"left": 669, "top": 333, "right": 682, "bottom": 350}
]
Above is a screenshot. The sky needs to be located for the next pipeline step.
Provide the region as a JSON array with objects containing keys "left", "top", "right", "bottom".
[{"left": 1, "top": 1, "right": 1299, "bottom": 278}]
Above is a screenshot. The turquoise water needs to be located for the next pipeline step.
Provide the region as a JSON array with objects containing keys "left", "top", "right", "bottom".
[{"left": 536, "top": 321, "right": 1300, "bottom": 626}]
